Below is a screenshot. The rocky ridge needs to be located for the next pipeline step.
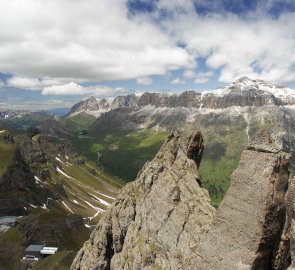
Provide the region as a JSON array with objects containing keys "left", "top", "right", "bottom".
[
  {"left": 71, "top": 131, "right": 295, "bottom": 270},
  {"left": 68, "top": 77, "right": 295, "bottom": 117},
  {"left": 71, "top": 131, "right": 215, "bottom": 270}
]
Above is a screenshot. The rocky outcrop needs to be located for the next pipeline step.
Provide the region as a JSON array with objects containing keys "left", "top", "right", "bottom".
[
  {"left": 285, "top": 177, "right": 295, "bottom": 269},
  {"left": 111, "top": 94, "right": 139, "bottom": 109},
  {"left": 71, "top": 131, "right": 295, "bottom": 270},
  {"left": 0, "top": 149, "right": 35, "bottom": 192},
  {"left": 137, "top": 88, "right": 282, "bottom": 109},
  {"left": 71, "top": 131, "right": 215, "bottom": 270},
  {"left": 0, "top": 131, "right": 14, "bottom": 144},
  {"left": 68, "top": 96, "right": 110, "bottom": 116},
  {"left": 197, "top": 136, "right": 291, "bottom": 269},
  {"left": 15, "top": 134, "right": 77, "bottom": 165}
]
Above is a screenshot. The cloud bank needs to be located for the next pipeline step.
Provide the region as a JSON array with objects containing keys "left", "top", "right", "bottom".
[{"left": 0, "top": 0, "right": 295, "bottom": 96}]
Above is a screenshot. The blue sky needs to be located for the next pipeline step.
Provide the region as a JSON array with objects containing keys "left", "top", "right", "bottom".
[{"left": 0, "top": 0, "right": 295, "bottom": 109}]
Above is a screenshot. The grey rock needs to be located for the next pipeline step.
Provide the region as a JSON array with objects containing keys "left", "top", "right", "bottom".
[
  {"left": 71, "top": 131, "right": 215, "bottom": 270},
  {"left": 197, "top": 138, "right": 291, "bottom": 269},
  {"left": 68, "top": 96, "right": 110, "bottom": 116},
  {"left": 71, "top": 131, "right": 294, "bottom": 270},
  {"left": 111, "top": 94, "right": 139, "bottom": 109}
]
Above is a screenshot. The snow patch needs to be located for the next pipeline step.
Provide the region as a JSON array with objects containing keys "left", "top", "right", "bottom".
[
  {"left": 83, "top": 200, "right": 104, "bottom": 212},
  {"left": 84, "top": 224, "right": 91, "bottom": 228},
  {"left": 29, "top": 204, "right": 37, "bottom": 209},
  {"left": 90, "top": 211, "right": 100, "bottom": 221},
  {"left": 55, "top": 157, "right": 64, "bottom": 164},
  {"left": 56, "top": 167, "right": 74, "bottom": 179},
  {"left": 41, "top": 204, "right": 48, "bottom": 210},
  {"left": 34, "top": 176, "right": 42, "bottom": 184},
  {"left": 62, "top": 201, "right": 74, "bottom": 214},
  {"left": 73, "top": 200, "right": 79, "bottom": 204},
  {"left": 91, "top": 193, "right": 111, "bottom": 207},
  {"left": 95, "top": 191, "right": 115, "bottom": 200}
]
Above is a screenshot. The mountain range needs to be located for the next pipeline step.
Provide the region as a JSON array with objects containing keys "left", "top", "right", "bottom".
[{"left": 1, "top": 76, "right": 295, "bottom": 269}]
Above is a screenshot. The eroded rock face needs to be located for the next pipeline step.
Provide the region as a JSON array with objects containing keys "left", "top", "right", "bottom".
[
  {"left": 285, "top": 177, "right": 295, "bottom": 269},
  {"left": 68, "top": 96, "right": 110, "bottom": 116},
  {"left": 0, "top": 149, "right": 35, "bottom": 192},
  {"left": 71, "top": 131, "right": 215, "bottom": 270},
  {"left": 197, "top": 138, "right": 291, "bottom": 270},
  {"left": 72, "top": 132, "right": 293, "bottom": 270},
  {"left": 111, "top": 94, "right": 139, "bottom": 109}
]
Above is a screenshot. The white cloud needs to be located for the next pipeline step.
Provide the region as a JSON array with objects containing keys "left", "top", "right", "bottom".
[
  {"left": 42, "top": 82, "right": 127, "bottom": 96},
  {"left": 0, "top": 0, "right": 192, "bottom": 84},
  {"left": 0, "top": 81, "right": 4, "bottom": 88},
  {"left": 7, "top": 76, "right": 42, "bottom": 90},
  {"left": 136, "top": 77, "right": 153, "bottom": 85},
  {"left": 2, "top": 0, "right": 295, "bottom": 95},
  {"left": 194, "top": 71, "right": 213, "bottom": 84},
  {"left": 171, "top": 78, "right": 185, "bottom": 85},
  {"left": 183, "top": 69, "right": 196, "bottom": 79},
  {"left": 152, "top": 0, "right": 295, "bottom": 84}
]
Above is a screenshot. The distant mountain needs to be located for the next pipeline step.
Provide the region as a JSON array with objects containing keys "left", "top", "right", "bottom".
[
  {"left": 63, "top": 77, "right": 295, "bottom": 204},
  {"left": 67, "top": 94, "right": 139, "bottom": 117},
  {"left": 68, "top": 77, "right": 295, "bottom": 118},
  {"left": 45, "top": 107, "right": 70, "bottom": 116},
  {"left": 67, "top": 96, "right": 110, "bottom": 117}
]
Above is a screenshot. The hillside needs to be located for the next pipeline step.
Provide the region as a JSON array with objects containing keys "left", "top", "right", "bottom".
[
  {"left": 63, "top": 77, "right": 295, "bottom": 205},
  {"left": 0, "top": 129, "right": 122, "bottom": 270}
]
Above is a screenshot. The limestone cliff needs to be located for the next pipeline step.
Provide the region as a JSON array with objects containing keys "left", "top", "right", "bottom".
[
  {"left": 198, "top": 136, "right": 291, "bottom": 269},
  {"left": 71, "top": 131, "right": 215, "bottom": 270},
  {"left": 71, "top": 132, "right": 293, "bottom": 270}
]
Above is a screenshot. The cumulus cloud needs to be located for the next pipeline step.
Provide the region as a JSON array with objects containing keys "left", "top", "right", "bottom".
[
  {"left": 42, "top": 82, "right": 127, "bottom": 96},
  {"left": 136, "top": 77, "right": 153, "bottom": 85},
  {"left": 183, "top": 69, "right": 196, "bottom": 79},
  {"left": 194, "top": 71, "right": 213, "bottom": 84},
  {"left": 0, "top": 0, "right": 192, "bottom": 84},
  {"left": 171, "top": 78, "right": 186, "bottom": 85},
  {"left": 7, "top": 76, "right": 42, "bottom": 90},
  {"left": 1, "top": 0, "right": 295, "bottom": 96},
  {"left": 152, "top": 0, "right": 295, "bottom": 84}
]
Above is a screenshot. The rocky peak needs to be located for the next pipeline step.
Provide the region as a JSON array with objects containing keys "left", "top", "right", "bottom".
[
  {"left": 111, "top": 94, "right": 139, "bottom": 109},
  {"left": 71, "top": 131, "right": 295, "bottom": 270},
  {"left": 196, "top": 139, "right": 291, "bottom": 269},
  {"left": 67, "top": 96, "right": 110, "bottom": 116},
  {"left": 71, "top": 131, "right": 215, "bottom": 269}
]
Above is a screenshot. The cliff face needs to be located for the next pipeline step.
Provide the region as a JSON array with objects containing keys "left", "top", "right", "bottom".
[
  {"left": 0, "top": 149, "right": 35, "bottom": 192},
  {"left": 71, "top": 131, "right": 295, "bottom": 270},
  {"left": 198, "top": 137, "right": 291, "bottom": 269},
  {"left": 111, "top": 94, "right": 139, "bottom": 109},
  {"left": 71, "top": 131, "right": 215, "bottom": 270},
  {"left": 138, "top": 89, "right": 281, "bottom": 109},
  {"left": 68, "top": 96, "right": 110, "bottom": 116}
]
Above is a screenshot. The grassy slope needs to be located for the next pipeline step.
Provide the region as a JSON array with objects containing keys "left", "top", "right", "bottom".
[
  {"left": 11, "top": 113, "right": 53, "bottom": 129},
  {"left": 71, "top": 127, "right": 244, "bottom": 206},
  {"left": 59, "top": 113, "right": 96, "bottom": 133},
  {"left": 72, "top": 129, "right": 168, "bottom": 181},
  {"left": 0, "top": 227, "right": 25, "bottom": 270},
  {"left": 32, "top": 251, "right": 76, "bottom": 270},
  {"left": 0, "top": 129, "right": 123, "bottom": 269},
  {"left": 0, "top": 133, "right": 16, "bottom": 176}
]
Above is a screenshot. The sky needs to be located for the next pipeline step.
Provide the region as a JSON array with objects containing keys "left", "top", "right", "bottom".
[{"left": 1, "top": 0, "right": 295, "bottom": 109}]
